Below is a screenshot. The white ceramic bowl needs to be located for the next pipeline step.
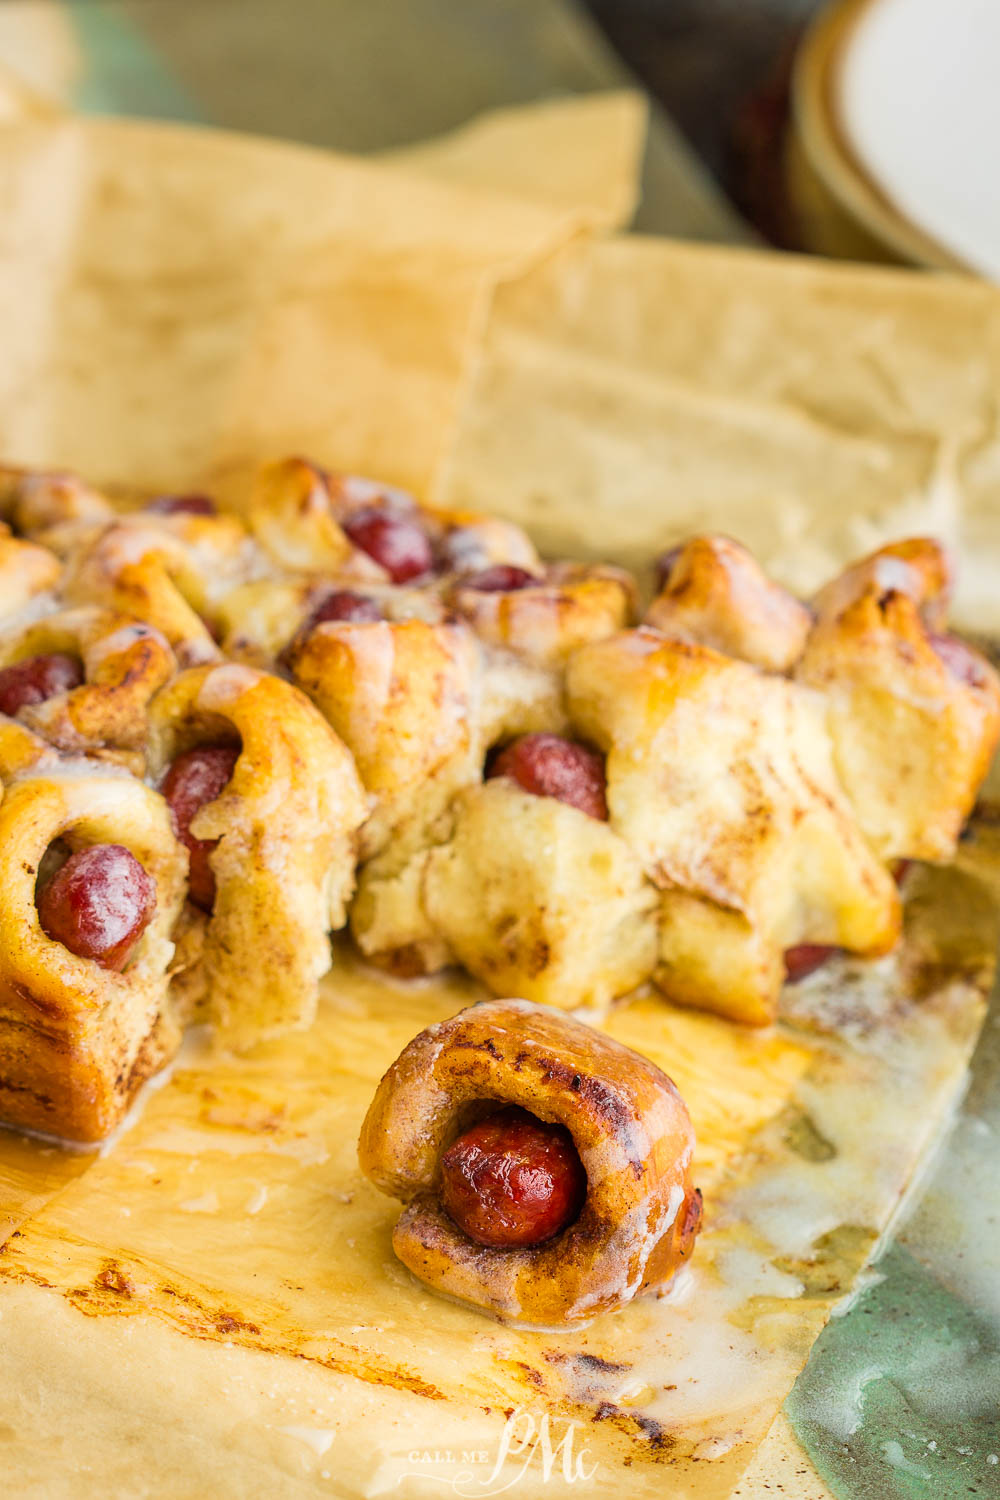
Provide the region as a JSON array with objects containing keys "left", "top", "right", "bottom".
[
  {"left": 838, "top": 0, "right": 1000, "bottom": 279},
  {"left": 791, "top": 0, "right": 997, "bottom": 277}
]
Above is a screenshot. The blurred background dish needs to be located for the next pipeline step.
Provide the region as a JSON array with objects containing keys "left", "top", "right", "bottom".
[{"left": 791, "top": 0, "right": 1000, "bottom": 275}]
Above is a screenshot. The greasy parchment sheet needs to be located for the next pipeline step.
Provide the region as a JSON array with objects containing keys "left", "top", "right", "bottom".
[{"left": 1, "top": 102, "right": 1000, "bottom": 1499}]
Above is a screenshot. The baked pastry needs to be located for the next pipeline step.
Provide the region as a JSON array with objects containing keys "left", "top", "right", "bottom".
[
  {"left": 146, "top": 663, "right": 367, "bottom": 1044},
  {"left": 0, "top": 715, "right": 58, "bottom": 783},
  {"left": 216, "top": 576, "right": 436, "bottom": 669},
  {"left": 0, "top": 523, "right": 61, "bottom": 622},
  {"left": 358, "top": 998, "right": 702, "bottom": 1325},
  {"left": 647, "top": 534, "right": 812, "bottom": 671},
  {"left": 248, "top": 458, "right": 379, "bottom": 577},
  {"left": 0, "top": 465, "right": 115, "bottom": 557},
  {"left": 811, "top": 535, "right": 952, "bottom": 631},
  {"left": 0, "top": 452, "right": 996, "bottom": 1142},
  {"left": 0, "top": 606, "right": 175, "bottom": 773},
  {"left": 286, "top": 614, "right": 481, "bottom": 860},
  {"left": 247, "top": 456, "right": 541, "bottom": 583},
  {"left": 64, "top": 505, "right": 259, "bottom": 668},
  {"left": 417, "top": 773, "right": 657, "bottom": 1006},
  {"left": 349, "top": 725, "right": 653, "bottom": 999},
  {"left": 796, "top": 540, "right": 1000, "bottom": 861},
  {"left": 567, "top": 630, "right": 901, "bottom": 1024},
  {"left": 447, "top": 559, "right": 636, "bottom": 669},
  {"left": 0, "top": 763, "right": 187, "bottom": 1141}
]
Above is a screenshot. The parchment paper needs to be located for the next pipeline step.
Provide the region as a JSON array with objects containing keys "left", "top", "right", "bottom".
[
  {"left": 439, "top": 235, "right": 1000, "bottom": 632},
  {"left": 0, "top": 92, "right": 641, "bottom": 505}
]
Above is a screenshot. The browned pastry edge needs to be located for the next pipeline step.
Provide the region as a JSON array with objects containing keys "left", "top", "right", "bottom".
[
  {"left": 645, "top": 534, "right": 813, "bottom": 672},
  {"left": 0, "top": 1003, "right": 179, "bottom": 1144},
  {"left": 0, "top": 768, "right": 188, "bottom": 1143},
  {"left": 359, "top": 998, "right": 700, "bottom": 1326}
]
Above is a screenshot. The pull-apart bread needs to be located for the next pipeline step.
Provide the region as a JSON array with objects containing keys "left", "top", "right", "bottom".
[{"left": 0, "top": 459, "right": 995, "bottom": 1183}]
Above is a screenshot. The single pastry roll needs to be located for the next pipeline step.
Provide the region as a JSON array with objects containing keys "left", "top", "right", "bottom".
[
  {"left": 0, "top": 606, "right": 176, "bottom": 771},
  {"left": 294, "top": 609, "right": 569, "bottom": 975},
  {"left": 64, "top": 511, "right": 254, "bottom": 667},
  {"left": 249, "top": 458, "right": 436, "bottom": 583},
  {"left": 448, "top": 561, "right": 636, "bottom": 669},
  {"left": 568, "top": 631, "right": 901, "bottom": 1025},
  {"left": 0, "top": 523, "right": 61, "bottom": 621},
  {"left": 430, "top": 504, "right": 541, "bottom": 576},
  {"left": 420, "top": 780, "right": 656, "bottom": 1007},
  {"left": 247, "top": 458, "right": 360, "bottom": 575},
  {"left": 353, "top": 771, "right": 656, "bottom": 999},
  {"left": 146, "top": 663, "right": 367, "bottom": 1044},
  {"left": 358, "top": 999, "right": 702, "bottom": 1326},
  {"left": 796, "top": 573, "right": 1000, "bottom": 861},
  {"left": 0, "top": 765, "right": 187, "bottom": 1142},
  {"left": 351, "top": 730, "right": 656, "bottom": 1002},
  {"left": 646, "top": 535, "right": 812, "bottom": 672},
  {"left": 287, "top": 615, "right": 481, "bottom": 859},
  {"left": 0, "top": 466, "right": 114, "bottom": 556}
]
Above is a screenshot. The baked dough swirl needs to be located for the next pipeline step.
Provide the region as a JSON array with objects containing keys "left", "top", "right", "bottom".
[
  {"left": 796, "top": 547, "right": 1000, "bottom": 861},
  {"left": 359, "top": 998, "right": 701, "bottom": 1326},
  {"left": 0, "top": 766, "right": 187, "bottom": 1141},
  {"left": 448, "top": 561, "right": 636, "bottom": 669},
  {"left": 0, "top": 606, "right": 175, "bottom": 772},
  {"left": 146, "top": 663, "right": 367, "bottom": 1043},
  {"left": 65, "top": 510, "right": 257, "bottom": 668}
]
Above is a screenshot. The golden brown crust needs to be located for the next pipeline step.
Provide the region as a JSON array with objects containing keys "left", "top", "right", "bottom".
[
  {"left": 449, "top": 562, "right": 635, "bottom": 668},
  {"left": 247, "top": 458, "right": 358, "bottom": 575},
  {"left": 796, "top": 581, "right": 1000, "bottom": 861},
  {"left": 63, "top": 513, "right": 254, "bottom": 667},
  {"left": 567, "top": 630, "right": 901, "bottom": 1024},
  {"left": 645, "top": 535, "right": 812, "bottom": 672},
  {"left": 358, "top": 998, "right": 700, "bottom": 1325},
  {"left": 0, "top": 767, "right": 187, "bottom": 1142},
  {"left": 0, "top": 607, "right": 176, "bottom": 770},
  {"left": 146, "top": 663, "right": 368, "bottom": 1044},
  {"left": 812, "top": 537, "right": 953, "bottom": 630},
  {"left": 0, "top": 466, "right": 115, "bottom": 557},
  {"left": 0, "top": 716, "right": 56, "bottom": 783},
  {"left": 287, "top": 617, "right": 480, "bottom": 858},
  {"left": 247, "top": 459, "right": 547, "bottom": 600}
]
